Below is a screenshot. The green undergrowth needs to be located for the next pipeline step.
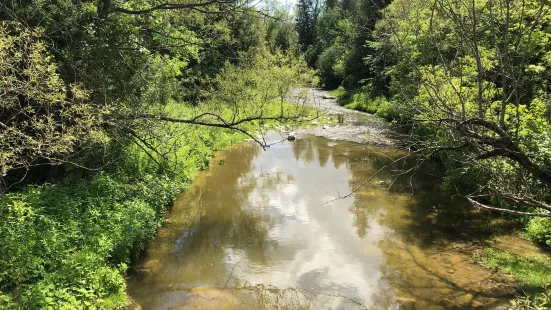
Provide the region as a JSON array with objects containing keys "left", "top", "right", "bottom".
[
  {"left": 329, "top": 86, "right": 399, "bottom": 121},
  {"left": 0, "top": 125, "right": 246, "bottom": 309},
  {"left": 480, "top": 248, "right": 551, "bottom": 287},
  {"left": 526, "top": 218, "right": 551, "bottom": 247},
  {"left": 480, "top": 247, "right": 551, "bottom": 309},
  {"left": 0, "top": 171, "right": 180, "bottom": 309},
  {"left": 510, "top": 286, "right": 551, "bottom": 310},
  {"left": 0, "top": 97, "right": 316, "bottom": 309}
]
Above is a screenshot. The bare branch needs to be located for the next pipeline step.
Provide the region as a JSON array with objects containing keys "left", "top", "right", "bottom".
[{"left": 466, "top": 197, "right": 551, "bottom": 218}]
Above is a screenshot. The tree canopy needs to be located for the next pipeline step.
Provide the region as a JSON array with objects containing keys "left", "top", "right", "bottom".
[
  {"left": 301, "top": 0, "right": 551, "bottom": 229},
  {"left": 0, "top": 0, "right": 313, "bottom": 187}
]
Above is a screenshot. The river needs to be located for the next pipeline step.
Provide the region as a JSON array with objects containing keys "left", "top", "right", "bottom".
[{"left": 127, "top": 90, "right": 519, "bottom": 309}]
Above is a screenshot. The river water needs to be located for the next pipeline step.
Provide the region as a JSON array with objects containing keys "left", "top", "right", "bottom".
[{"left": 127, "top": 131, "right": 517, "bottom": 309}]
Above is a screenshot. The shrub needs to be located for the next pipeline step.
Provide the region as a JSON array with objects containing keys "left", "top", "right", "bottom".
[
  {"left": 527, "top": 218, "right": 551, "bottom": 247},
  {"left": 317, "top": 45, "right": 346, "bottom": 89},
  {"left": 0, "top": 170, "right": 181, "bottom": 308}
]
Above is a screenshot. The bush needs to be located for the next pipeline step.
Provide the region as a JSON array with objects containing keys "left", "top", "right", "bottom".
[
  {"left": 0, "top": 125, "right": 238, "bottom": 308},
  {"left": 335, "top": 89, "right": 399, "bottom": 121},
  {"left": 527, "top": 218, "right": 551, "bottom": 247},
  {"left": 317, "top": 45, "right": 346, "bottom": 89},
  {"left": 0, "top": 169, "right": 182, "bottom": 308},
  {"left": 480, "top": 248, "right": 551, "bottom": 287}
]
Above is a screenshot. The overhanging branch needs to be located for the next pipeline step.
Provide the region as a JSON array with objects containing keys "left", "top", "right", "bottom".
[
  {"left": 466, "top": 197, "right": 551, "bottom": 218},
  {"left": 108, "top": 0, "right": 235, "bottom": 15}
]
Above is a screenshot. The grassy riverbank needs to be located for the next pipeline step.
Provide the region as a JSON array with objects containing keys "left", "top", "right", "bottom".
[
  {"left": 0, "top": 125, "right": 245, "bottom": 309},
  {"left": 0, "top": 94, "right": 319, "bottom": 309},
  {"left": 0, "top": 84, "right": 319, "bottom": 308},
  {"left": 0, "top": 1, "right": 312, "bottom": 308},
  {"left": 329, "top": 87, "right": 400, "bottom": 121},
  {"left": 480, "top": 237, "right": 551, "bottom": 308}
]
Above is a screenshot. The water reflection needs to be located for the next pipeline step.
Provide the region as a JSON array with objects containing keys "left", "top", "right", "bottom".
[{"left": 128, "top": 134, "right": 516, "bottom": 310}]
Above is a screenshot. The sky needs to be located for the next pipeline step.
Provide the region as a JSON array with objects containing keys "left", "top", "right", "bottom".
[{"left": 258, "top": 0, "right": 297, "bottom": 15}]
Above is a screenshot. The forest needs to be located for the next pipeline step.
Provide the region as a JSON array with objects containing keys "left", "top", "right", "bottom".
[{"left": 1, "top": 0, "right": 551, "bottom": 308}]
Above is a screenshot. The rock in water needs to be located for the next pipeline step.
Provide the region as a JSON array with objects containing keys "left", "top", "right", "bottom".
[
  {"left": 127, "top": 296, "right": 142, "bottom": 310},
  {"left": 287, "top": 132, "right": 297, "bottom": 141},
  {"left": 178, "top": 287, "right": 238, "bottom": 310},
  {"left": 142, "top": 259, "right": 162, "bottom": 272}
]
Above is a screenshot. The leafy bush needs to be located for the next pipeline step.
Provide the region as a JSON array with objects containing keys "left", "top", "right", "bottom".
[
  {"left": 0, "top": 169, "right": 182, "bottom": 308},
  {"left": 0, "top": 125, "right": 239, "bottom": 308},
  {"left": 527, "top": 218, "right": 551, "bottom": 246},
  {"left": 317, "top": 45, "right": 346, "bottom": 88},
  {"left": 510, "top": 286, "right": 551, "bottom": 310},
  {"left": 331, "top": 87, "right": 400, "bottom": 121}
]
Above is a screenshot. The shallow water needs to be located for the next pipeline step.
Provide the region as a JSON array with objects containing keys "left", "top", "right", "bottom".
[{"left": 127, "top": 134, "right": 516, "bottom": 310}]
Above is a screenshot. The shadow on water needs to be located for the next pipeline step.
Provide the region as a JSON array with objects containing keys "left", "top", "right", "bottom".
[
  {"left": 345, "top": 149, "right": 521, "bottom": 247},
  {"left": 128, "top": 134, "right": 522, "bottom": 310}
]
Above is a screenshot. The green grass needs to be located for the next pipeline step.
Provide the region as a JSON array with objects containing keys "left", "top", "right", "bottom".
[
  {"left": 330, "top": 86, "right": 399, "bottom": 121},
  {"left": 481, "top": 248, "right": 551, "bottom": 287},
  {"left": 329, "top": 86, "right": 347, "bottom": 99},
  {"left": 329, "top": 86, "right": 353, "bottom": 106},
  {"left": 510, "top": 287, "right": 551, "bottom": 310}
]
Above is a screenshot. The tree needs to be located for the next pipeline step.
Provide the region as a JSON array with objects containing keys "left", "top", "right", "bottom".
[
  {"left": 296, "top": 0, "right": 317, "bottom": 48},
  {"left": 374, "top": 0, "right": 551, "bottom": 217},
  {"left": 264, "top": 1, "right": 299, "bottom": 53},
  {"left": 0, "top": 0, "right": 316, "bottom": 188},
  {"left": 325, "top": 0, "right": 338, "bottom": 9},
  {"left": 0, "top": 23, "right": 107, "bottom": 176}
]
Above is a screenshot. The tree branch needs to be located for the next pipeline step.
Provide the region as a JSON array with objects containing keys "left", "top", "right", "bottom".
[
  {"left": 108, "top": 0, "right": 235, "bottom": 15},
  {"left": 466, "top": 197, "right": 551, "bottom": 218}
]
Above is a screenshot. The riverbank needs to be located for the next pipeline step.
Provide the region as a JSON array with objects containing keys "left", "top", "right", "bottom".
[
  {"left": 325, "top": 86, "right": 551, "bottom": 308},
  {"left": 0, "top": 126, "right": 247, "bottom": 309},
  {"left": 0, "top": 91, "right": 321, "bottom": 309}
]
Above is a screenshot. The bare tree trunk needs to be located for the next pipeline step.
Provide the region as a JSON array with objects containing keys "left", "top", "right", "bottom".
[
  {"left": 471, "top": 0, "right": 485, "bottom": 119},
  {"left": 499, "top": 0, "right": 510, "bottom": 128}
]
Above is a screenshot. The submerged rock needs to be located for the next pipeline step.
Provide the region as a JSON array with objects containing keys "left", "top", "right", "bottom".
[
  {"left": 178, "top": 287, "right": 238, "bottom": 310},
  {"left": 454, "top": 293, "right": 474, "bottom": 307},
  {"left": 142, "top": 259, "right": 162, "bottom": 272},
  {"left": 127, "top": 296, "right": 142, "bottom": 310}
]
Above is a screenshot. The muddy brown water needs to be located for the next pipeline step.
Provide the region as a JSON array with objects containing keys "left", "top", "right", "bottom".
[{"left": 127, "top": 131, "right": 522, "bottom": 310}]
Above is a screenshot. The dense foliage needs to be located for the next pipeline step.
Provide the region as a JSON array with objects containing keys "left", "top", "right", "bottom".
[
  {"left": 0, "top": 122, "right": 246, "bottom": 308},
  {"left": 302, "top": 0, "right": 551, "bottom": 245},
  {"left": 296, "top": 0, "right": 391, "bottom": 89},
  {"left": 0, "top": 0, "right": 311, "bottom": 183},
  {"left": 0, "top": 0, "right": 315, "bottom": 308}
]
